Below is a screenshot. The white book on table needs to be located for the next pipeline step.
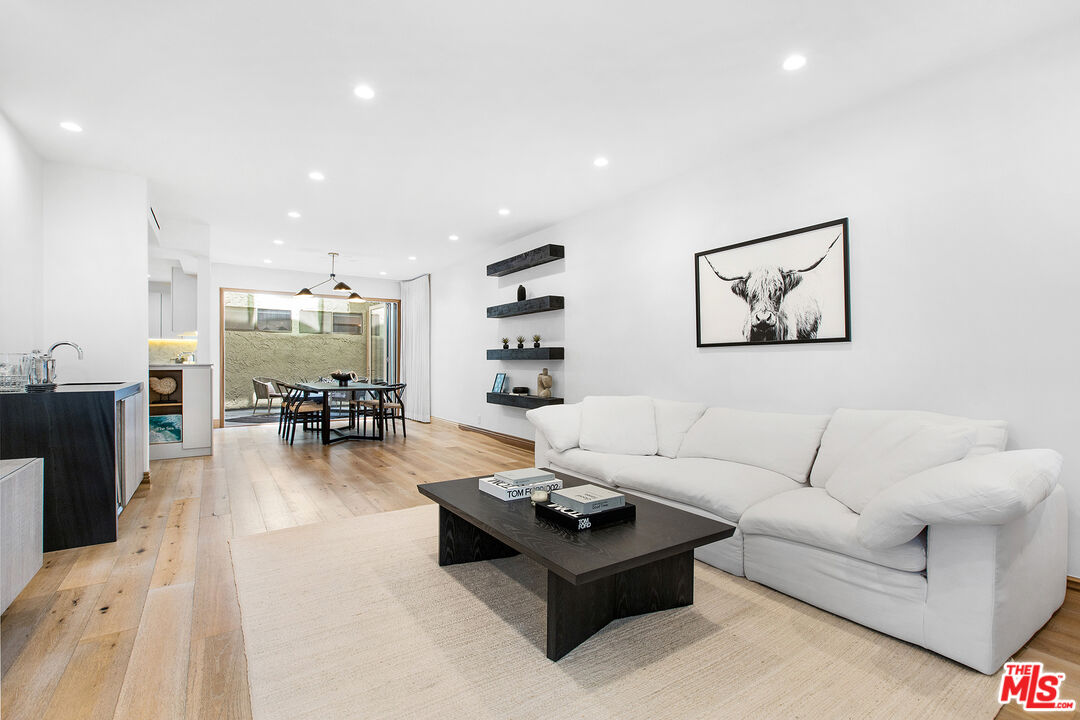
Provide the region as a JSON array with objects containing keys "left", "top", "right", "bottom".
[
  {"left": 549, "top": 485, "right": 625, "bottom": 515},
  {"left": 478, "top": 476, "right": 563, "bottom": 501},
  {"left": 493, "top": 468, "right": 556, "bottom": 486}
]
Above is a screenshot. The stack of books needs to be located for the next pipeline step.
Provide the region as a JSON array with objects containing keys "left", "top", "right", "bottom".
[
  {"left": 535, "top": 484, "right": 635, "bottom": 531},
  {"left": 478, "top": 468, "right": 562, "bottom": 501}
]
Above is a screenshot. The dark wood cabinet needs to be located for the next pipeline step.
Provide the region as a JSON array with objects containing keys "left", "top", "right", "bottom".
[{"left": 0, "top": 382, "right": 143, "bottom": 551}]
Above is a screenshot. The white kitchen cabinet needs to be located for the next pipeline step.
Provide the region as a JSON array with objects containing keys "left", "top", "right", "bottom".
[
  {"left": 149, "top": 364, "right": 213, "bottom": 460},
  {"left": 117, "top": 390, "right": 145, "bottom": 507},
  {"left": 1, "top": 458, "right": 43, "bottom": 612}
]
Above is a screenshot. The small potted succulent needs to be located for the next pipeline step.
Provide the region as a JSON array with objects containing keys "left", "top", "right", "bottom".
[
  {"left": 533, "top": 334, "right": 541, "bottom": 348},
  {"left": 501, "top": 337, "right": 510, "bottom": 350},
  {"left": 516, "top": 335, "right": 525, "bottom": 349}
]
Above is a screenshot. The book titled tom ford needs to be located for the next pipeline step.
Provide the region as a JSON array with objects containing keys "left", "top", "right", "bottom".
[
  {"left": 549, "top": 485, "right": 625, "bottom": 515},
  {"left": 478, "top": 476, "right": 563, "bottom": 501},
  {"left": 535, "top": 501, "right": 636, "bottom": 532}
]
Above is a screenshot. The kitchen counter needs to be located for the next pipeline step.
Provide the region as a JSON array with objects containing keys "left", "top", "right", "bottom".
[
  {"left": 149, "top": 363, "right": 213, "bottom": 369},
  {"left": 1, "top": 380, "right": 142, "bottom": 399},
  {"left": 0, "top": 380, "right": 144, "bottom": 550}
]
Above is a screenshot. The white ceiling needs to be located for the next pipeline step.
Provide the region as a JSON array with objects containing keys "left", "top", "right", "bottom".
[{"left": 2, "top": 1, "right": 1078, "bottom": 279}]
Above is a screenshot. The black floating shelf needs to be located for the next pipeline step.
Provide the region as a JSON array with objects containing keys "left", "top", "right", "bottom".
[
  {"left": 486, "top": 392, "right": 565, "bottom": 409},
  {"left": 486, "top": 347, "right": 565, "bottom": 360},
  {"left": 486, "top": 244, "right": 565, "bottom": 277},
  {"left": 487, "top": 295, "right": 565, "bottom": 318}
]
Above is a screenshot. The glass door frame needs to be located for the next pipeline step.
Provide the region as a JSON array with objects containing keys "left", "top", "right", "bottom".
[{"left": 217, "top": 286, "right": 401, "bottom": 425}]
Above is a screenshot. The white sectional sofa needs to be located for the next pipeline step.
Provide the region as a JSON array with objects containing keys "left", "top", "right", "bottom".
[{"left": 526, "top": 396, "right": 1068, "bottom": 674}]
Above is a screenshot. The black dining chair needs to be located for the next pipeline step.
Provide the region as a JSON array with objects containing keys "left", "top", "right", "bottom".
[
  {"left": 279, "top": 384, "right": 324, "bottom": 445},
  {"left": 353, "top": 383, "right": 407, "bottom": 437}
]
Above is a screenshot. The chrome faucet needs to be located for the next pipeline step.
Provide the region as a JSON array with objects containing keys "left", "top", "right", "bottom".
[
  {"left": 28, "top": 341, "right": 84, "bottom": 385},
  {"left": 49, "top": 341, "right": 84, "bottom": 359},
  {"left": 176, "top": 351, "right": 195, "bottom": 364}
]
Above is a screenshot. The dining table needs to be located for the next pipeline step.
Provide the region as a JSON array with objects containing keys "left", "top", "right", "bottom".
[{"left": 295, "top": 380, "right": 396, "bottom": 445}]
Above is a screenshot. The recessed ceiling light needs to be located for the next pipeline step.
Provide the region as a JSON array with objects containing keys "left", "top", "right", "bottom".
[
  {"left": 497, "top": 208, "right": 511, "bottom": 216},
  {"left": 379, "top": 270, "right": 387, "bottom": 275},
  {"left": 59, "top": 121, "right": 82, "bottom": 133},
  {"left": 272, "top": 239, "right": 285, "bottom": 245},
  {"left": 263, "top": 258, "right": 273, "bottom": 264},
  {"left": 782, "top": 54, "right": 807, "bottom": 71},
  {"left": 408, "top": 256, "right": 417, "bottom": 261},
  {"left": 308, "top": 171, "right": 325, "bottom": 181},
  {"left": 287, "top": 211, "right": 301, "bottom": 219},
  {"left": 353, "top": 84, "right": 376, "bottom": 100},
  {"left": 448, "top": 234, "right": 459, "bottom": 241},
  {"left": 593, "top": 156, "right": 609, "bottom": 168}
]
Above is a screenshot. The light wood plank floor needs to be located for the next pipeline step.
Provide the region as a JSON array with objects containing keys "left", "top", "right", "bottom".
[
  {"left": 1, "top": 419, "right": 1076, "bottom": 719},
  {"left": 1, "top": 418, "right": 532, "bottom": 720}
]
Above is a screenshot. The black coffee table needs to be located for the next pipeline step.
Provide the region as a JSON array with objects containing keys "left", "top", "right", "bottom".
[{"left": 417, "top": 471, "right": 735, "bottom": 660}]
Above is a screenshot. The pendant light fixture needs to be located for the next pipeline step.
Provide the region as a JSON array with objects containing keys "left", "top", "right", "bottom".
[{"left": 296, "top": 252, "right": 365, "bottom": 301}]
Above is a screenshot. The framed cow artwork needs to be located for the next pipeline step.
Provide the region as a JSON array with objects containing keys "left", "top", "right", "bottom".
[{"left": 695, "top": 218, "right": 850, "bottom": 347}]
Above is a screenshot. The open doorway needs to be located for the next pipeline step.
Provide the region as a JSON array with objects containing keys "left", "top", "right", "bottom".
[{"left": 219, "top": 288, "right": 399, "bottom": 425}]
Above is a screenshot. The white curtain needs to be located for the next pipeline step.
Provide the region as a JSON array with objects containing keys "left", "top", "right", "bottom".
[{"left": 400, "top": 274, "right": 431, "bottom": 422}]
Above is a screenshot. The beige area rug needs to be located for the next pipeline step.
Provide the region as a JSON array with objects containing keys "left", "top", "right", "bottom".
[{"left": 229, "top": 505, "right": 1003, "bottom": 720}]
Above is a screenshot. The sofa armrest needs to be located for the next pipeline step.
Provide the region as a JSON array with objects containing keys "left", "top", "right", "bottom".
[
  {"left": 856, "top": 449, "right": 1063, "bottom": 549},
  {"left": 923, "top": 485, "right": 1068, "bottom": 674},
  {"left": 525, "top": 402, "right": 581, "bottom": 453}
]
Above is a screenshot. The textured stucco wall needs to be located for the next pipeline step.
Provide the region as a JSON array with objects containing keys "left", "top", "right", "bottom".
[{"left": 224, "top": 331, "right": 367, "bottom": 409}]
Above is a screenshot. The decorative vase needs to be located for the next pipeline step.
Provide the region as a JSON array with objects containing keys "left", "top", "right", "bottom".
[
  {"left": 517, "top": 341, "right": 524, "bottom": 349},
  {"left": 517, "top": 285, "right": 526, "bottom": 302},
  {"left": 533, "top": 341, "right": 540, "bottom": 348},
  {"left": 502, "top": 342, "right": 509, "bottom": 349}
]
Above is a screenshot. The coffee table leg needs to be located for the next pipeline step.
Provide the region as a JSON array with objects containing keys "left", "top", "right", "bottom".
[
  {"left": 546, "top": 550, "right": 694, "bottom": 661},
  {"left": 438, "top": 507, "right": 518, "bottom": 566}
]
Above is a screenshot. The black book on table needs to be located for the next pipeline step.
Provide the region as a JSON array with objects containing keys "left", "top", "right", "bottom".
[{"left": 535, "top": 501, "right": 636, "bottom": 532}]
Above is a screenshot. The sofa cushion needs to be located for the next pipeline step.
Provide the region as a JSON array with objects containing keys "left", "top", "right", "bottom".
[
  {"left": 611, "top": 458, "right": 802, "bottom": 525},
  {"left": 677, "top": 407, "right": 830, "bottom": 483},
  {"left": 824, "top": 418, "right": 977, "bottom": 513},
  {"left": 810, "top": 408, "right": 1008, "bottom": 488},
  {"left": 654, "top": 399, "right": 708, "bottom": 458},
  {"left": 857, "top": 449, "right": 1064, "bottom": 549},
  {"left": 526, "top": 402, "right": 581, "bottom": 452},
  {"left": 546, "top": 448, "right": 669, "bottom": 485},
  {"left": 579, "top": 396, "right": 658, "bottom": 455},
  {"left": 740, "top": 488, "right": 927, "bottom": 572}
]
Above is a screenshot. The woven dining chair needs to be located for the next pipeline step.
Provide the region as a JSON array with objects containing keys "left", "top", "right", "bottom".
[
  {"left": 252, "top": 376, "right": 285, "bottom": 414},
  {"left": 278, "top": 384, "right": 324, "bottom": 445},
  {"left": 352, "top": 383, "right": 407, "bottom": 437}
]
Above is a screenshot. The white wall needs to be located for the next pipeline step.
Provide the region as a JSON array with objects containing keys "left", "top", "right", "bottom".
[
  {"left": 431, "top": 27, "right": 1080, "bottom": 573},
  {"left": 208, "top": 262, "right": 401, "bottom": 420},
  {"left": 42, "top": 163, "right": 150, "bottom": 466},
  {"left": 0, "top": 111, "right": 43, "bottom": 351}
]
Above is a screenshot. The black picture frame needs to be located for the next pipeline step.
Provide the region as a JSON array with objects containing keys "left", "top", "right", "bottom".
[
  {"left": 492, "top": 372, "right": 508, "bottom": 393},
  {"left": 695, "top": 218, "right": 850, "bottom": 348}
]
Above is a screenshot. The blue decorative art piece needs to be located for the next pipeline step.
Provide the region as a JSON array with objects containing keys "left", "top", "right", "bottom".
[{"left": 150, "top": 414, "right": 183, "bottom": 444}]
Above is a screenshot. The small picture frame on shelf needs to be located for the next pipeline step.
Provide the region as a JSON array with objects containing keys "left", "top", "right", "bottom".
[{"left": 492, "top": 372, "right": 508, "bottom": 393}]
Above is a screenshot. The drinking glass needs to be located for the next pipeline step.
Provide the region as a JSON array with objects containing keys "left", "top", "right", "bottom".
[{"left": 0, "top": 353, "right": 28, "bottom": 392}]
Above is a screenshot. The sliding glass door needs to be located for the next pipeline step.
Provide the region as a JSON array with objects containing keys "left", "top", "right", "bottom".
[{"left": 220, "top": 289, "right": 400, "bottom": 415}]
